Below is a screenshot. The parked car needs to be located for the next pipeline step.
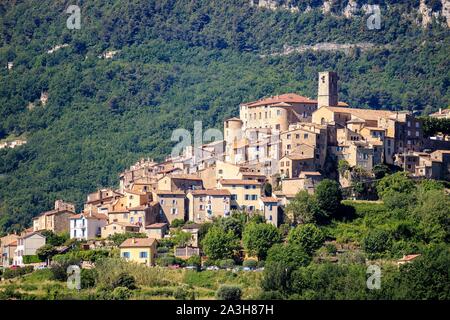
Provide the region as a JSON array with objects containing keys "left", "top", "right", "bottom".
[
  {"left": 185, "top": 265, "right": 197, "bottom": 270},
  {"left": 9, "top": 265, "right": 19, "bottom": 270},
  {"left": 206, "top": 266, "right": 219, "bottom": 271}
]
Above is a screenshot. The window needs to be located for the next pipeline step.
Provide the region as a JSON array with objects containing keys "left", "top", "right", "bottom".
[
  {"left": 304, "top": 133, "right": 308, "bottom": 139},
  {"left": 277, "top": 110, "right": 281, "bottom": 116},
  {"left": 172, "top": 199, "right": 177, "bottom": 205},
  {"left": 287, "top": 144, "right": 291, "bottom": 150},
  {"left": 295, "top": 134, "right": 300, "bottom": 139},
  {"left": 130, "top": 217, "right": 134, "bottom": 223},
  {"left": 415, "top": 122, "right": 420, "bottom": 128},
  {"left": 245, "top": 195, "right": 250, "bottom": 200},
  {"left": 269, "top": 205, "right": 273, "bottom": 211},
  {"left": 231, "top": 194, "right": 237, "bottom": 200},
  {"left": 407, "top": 130, "right": 411, "bottom": 136},
  {"left": 287, "top": 134, "right": 291, "bottom": 139},
  {"left": 407, "top": 121, "right": 411, "bottom": 127},
  {"left": 218, "top": 169, "right": 223, "bottom": 174},
  {"left": 171, "top": 208, "right": 178, "bottom": 215},
  {"left": 123, "top": 213, "right": 128, "bottom": 219},
  {"left": 415, "top": 131, "right": 419, "bottom": 137},
  {"left": 122, "top": 252, "right": 130, "bottom": 259},
  {"left": 200, "top": 205, "right": 204, "bottom": 210},
  {"left": 139, "top": 252, "right": 148, "bottom": 259},
  {"left": 160, "top": 199, "right": 165, "bottom": 205}
]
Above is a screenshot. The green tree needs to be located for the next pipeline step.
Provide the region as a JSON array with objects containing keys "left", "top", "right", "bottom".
[
  {"left": 376, "top": 172, "right": 415, "bottom": 199},
  {"left": 216, "top": 285, "right": 242, "bottom": 300},
  {"left": 413, "top": 189, "right": 450, "bottom": 243},
  {"left": 170, "top": 219, "right": 185, "bottom": 228},
  {"left": 287, "top": 224, "right": 325, "bottom": 256},
  {"left": 372, "top": 164, "right": 391, "bottom": 179},
  {"left": 286, "top": 191, "right": 321, "bottom": 224},
  {"left": 171, "top": 230, "right": 193, "bottom": 247},
  {"left": 36, "top": 244, "right": 58, "bottom": 263},
  {"left": 242, "top": 222, "right": 281, "bottom": 260},
  {"left": 394, "top": 244, "right": 450, "bottom": 300},
  {"left": 201, "top": 226, "right": 238, "bottom": 260},
  {"left": 108, "top": 232, "right": 147, "bottom": 246},
  {"left": 363, "top": 229, "right": 393, "bottom": 255},
  {"left": 263, "top": 183, "right": 272, "bottom": 196},
  {"left": 315, "top": 179, "right": 343, "bottom": 221},
  {"left": 265, "top": 243, "right": 311, "bottom": 270}
]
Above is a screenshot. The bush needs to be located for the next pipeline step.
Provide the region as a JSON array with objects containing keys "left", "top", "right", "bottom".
[
  {"left": 171, "top": 219, "right": 186, "bottom": 228},
  {"left": 186, "top": 255, "right": 201, "bottom": 270},
  {"left": 3, "top": 266, "right": 34, "bottom": 279},
  {"left": 363, "top": 229, "right": 393, "bottom": 255},
  {"left": 215, "top": 285, "right": 242, "bottom": 300},
  {"left": 50, "top": 258, "right": 81, "bottom": 281},
  {"left": 108, "top": 232, "right": 147, "bottom": 246},
  {"left": 81, "top": 268, "right": 97, "bottom": 289},
  {"left": 22, "top": 255, "right": 43, "bottom": 264},
  {"left": 112, "top": 272, "right": 137, "bottom": 290},
  {"left": 242, "top": 259, "right": 257, "bottom": 269},
  {"left": 218, "top": 259, "right": 235, "bottom": 269},
  {"left": 173, "top": 286, "right": 189, "bottom": 300}
]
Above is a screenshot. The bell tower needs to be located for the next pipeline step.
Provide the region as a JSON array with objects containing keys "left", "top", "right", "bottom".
[{"left": 317, "top": 71, "right": 339, "bottom": 108}]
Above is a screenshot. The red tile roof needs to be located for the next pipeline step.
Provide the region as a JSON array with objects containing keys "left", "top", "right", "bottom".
[
  {"left": 145, "top": 223, "right": 168, "bottom": 229},
  {"left": 190, "top": 189, "right": 231, "bottom": 196},
  {"left": 260, "top": 197, "right": 279, "bottom": 203},
  {"left": 242, "top": 93, "right": 318, "bottom": 107},
  {"left": 219, "top": 179, "right": 262, "bottom": 185},
  {"left": 119, "top": 237, "right": 156, "bottom": 248}
]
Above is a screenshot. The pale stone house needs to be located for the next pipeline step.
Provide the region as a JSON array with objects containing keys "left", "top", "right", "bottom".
[{"left": 187, "top": 189, "right": 231, "bottom": 223}]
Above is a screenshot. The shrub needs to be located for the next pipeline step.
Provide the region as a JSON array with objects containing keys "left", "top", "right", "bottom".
[
  {"left": 3, "top": 266, "right": 34, "bottom": 279},
  {"left": 157, "top": 256, "right": 176, "bottom": 267},
  {"left": 216, "top": 285, "right": 242, "bottom": 300},
  {"left": 363, "top": 229, "right": 393, "bottom": 255},
  {"left": 186, "top": 255, "right": 201, "bottom": 269},
  {"left": 243, "top": 259, "right": 258, "bottom": 269},
  {"left": 50, "top": 258, "right": 81, "bottom": 281},
  {"left": 23, "top": 255, "right": 43, "bottom": 264},
  {"left": 108, "top": 232, "right": 147, "bottom": 247},
  {"left": 81, "top": 268, "right": 97, "bottom": 289},
  {"left": 173, "top": 286, "right": 188, "bottom": 300},
  {"left": 218, "top": 259, "right": 235, "bottom": 269},
  {"left": 325, "top": 243, "right": 337, "bottom": 255},
  {"left": 112, "top": 272, "right": 137, "bottom": 290},
  {"left": 171, "top": 219, "right": 186, "bottom": 228},
  {"left": 257, "top": 260, "right": 265, "bottom": 268}
]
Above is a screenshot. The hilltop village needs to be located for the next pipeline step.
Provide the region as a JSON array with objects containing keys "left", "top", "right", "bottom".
[{"left": 1, "top": 71, "right": 449, "bottom": 268}]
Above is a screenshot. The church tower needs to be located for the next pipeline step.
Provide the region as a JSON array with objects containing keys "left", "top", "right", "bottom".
[{"left": 317, "top": 71, "right": 339, "bottom": 108}]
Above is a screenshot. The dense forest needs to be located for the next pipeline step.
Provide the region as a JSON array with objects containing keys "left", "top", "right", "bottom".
[{"left": 0, "top": 0, "right": 449, "bottom": 232}]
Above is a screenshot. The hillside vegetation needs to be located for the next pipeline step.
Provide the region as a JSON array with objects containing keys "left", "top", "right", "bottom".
[{"left": 0, "top": 0, "right": 449, "bottom": 232}]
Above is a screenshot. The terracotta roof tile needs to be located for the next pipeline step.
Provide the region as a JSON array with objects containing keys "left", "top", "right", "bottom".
[{"left": 119, "top": 237, "right": 156, "bottom": 248}]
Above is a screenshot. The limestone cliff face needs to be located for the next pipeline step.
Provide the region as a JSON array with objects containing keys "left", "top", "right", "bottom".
[{"left": 249, "top": 0, "right": 450, "bottom": 28}]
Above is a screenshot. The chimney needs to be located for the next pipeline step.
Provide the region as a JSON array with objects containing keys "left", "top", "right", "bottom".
[
  {"left": 439, "top": 108, "right": 442, "bottom": 114},
  {"left": 317, "top": 71, "right": 339, "bottom": 108}
]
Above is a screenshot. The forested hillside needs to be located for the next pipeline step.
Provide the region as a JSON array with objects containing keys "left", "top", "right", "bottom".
[{"left": 0, "top": 0, "right": 449, "bottom": 232}]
